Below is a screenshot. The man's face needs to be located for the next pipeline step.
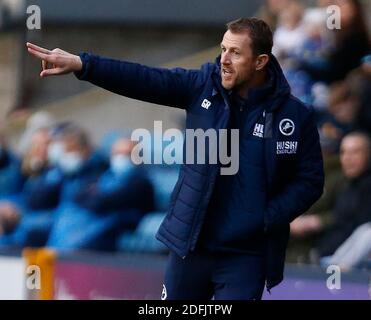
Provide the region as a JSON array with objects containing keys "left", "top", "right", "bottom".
[
  {"left": 220, "top": 30, "right": 257, "bottom": 96},
  {"left": 340, "top": 136, "right": 370, "bottom": 179}
]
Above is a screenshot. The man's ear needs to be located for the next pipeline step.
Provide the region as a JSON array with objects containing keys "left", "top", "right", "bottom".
[{"left": 255, "top": 54, "right": 270, "bottom": 71}]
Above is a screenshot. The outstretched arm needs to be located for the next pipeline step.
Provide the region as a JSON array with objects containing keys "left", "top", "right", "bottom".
[{"left": 26, "top": 42, "right": 204, "bottom": 109}]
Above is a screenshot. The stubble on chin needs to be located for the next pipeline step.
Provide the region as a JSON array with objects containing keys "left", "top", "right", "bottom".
[{"left": 221, "top": 76, "right": 234, "bottom": 91}]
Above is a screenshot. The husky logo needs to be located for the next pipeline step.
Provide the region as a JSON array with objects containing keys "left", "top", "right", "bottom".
[
  {"left": 279, "top": 119, "right": 295, "bottom": 136},
  {"left": 253, "top": 123, "right": 264, "bottom": 138},
  {"left": 277, "top": 141, "right": 298, "bottom": 154},
  {"left": 161, "top": 284, "right": 167, "bottom": 300},
  {"left": 201, "top": 99, "right": 211, "bottom": 110}
]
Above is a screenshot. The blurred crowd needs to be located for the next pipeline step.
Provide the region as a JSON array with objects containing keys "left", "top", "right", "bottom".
[
  {"left": 0, "top": 114, "right": 179, "bottom": 253},
  {"left": 259, "top": 0, "right": 371, "bottom": 271}
]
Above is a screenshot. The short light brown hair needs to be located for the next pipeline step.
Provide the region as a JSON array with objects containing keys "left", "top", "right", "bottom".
[{"left": 226, "top": 17, "right": 273, "bottom": 56}]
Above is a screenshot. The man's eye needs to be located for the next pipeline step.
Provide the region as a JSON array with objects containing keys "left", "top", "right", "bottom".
[{"left": 234, "top": 51, "right": 240, "bottom": 55}]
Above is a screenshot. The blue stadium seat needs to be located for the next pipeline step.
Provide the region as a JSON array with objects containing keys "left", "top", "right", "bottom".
[
  {"left": 46, "top": 203, "right": 122, "bottom": 252},
  {"left": 117, "top": 212, "right": 167, "bottom": 253}
]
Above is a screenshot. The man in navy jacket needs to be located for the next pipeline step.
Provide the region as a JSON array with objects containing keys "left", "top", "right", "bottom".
[{"left": 27, "top": 17, "right": 324, "bottom": 299}]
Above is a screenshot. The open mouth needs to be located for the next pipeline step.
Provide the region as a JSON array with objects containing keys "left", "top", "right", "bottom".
[{"left": 222, "top": 68, "right": 234, "bottom": 81}]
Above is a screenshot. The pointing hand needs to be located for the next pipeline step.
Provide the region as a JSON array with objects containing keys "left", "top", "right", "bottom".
[{"left": 26, "top": 42, "right": 83, "bottom": 77}]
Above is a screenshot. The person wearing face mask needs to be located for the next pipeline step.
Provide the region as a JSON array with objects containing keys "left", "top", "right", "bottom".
[
  {"left": 45, "top": 125, "right": 112, "bottom": 251},
  {"left": 47, "top": 122, "right": 73, "bottom": 168},
  {"left": 55, "top": 125, "right": 107, "bottom": 179},
  {"left": 47, "top": 135, "right": 154, "bottom": 251},
  {"left": 64, "top": 137, "right": 156, "bottom": 251},
  {"left": 74, "top": 137, "right": 155, "bottom": 222}
]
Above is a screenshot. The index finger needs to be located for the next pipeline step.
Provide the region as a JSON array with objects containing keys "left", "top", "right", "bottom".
[
  {"left": 26, "top": 42, "right": 51, "bottom": 54},
  {"left": 27, "top": 47, "right": 55, "bottom": 63}
]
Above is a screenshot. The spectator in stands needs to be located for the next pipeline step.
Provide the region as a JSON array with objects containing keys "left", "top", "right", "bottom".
[
  {"left": 272, "top": 0, "right": 333, "bottom": 64},
  {"left": 20, "top": 128, "right": 63, "bottom": 210},
  {"left": 56, "top": 125, "right": 106, "bottom": 178},
  {"left": 301, "top": 0, "right": 335, "bottom": 49},
  {"left": 17, "top": 111, "right": 55, "bottom": 156},
  {"left": 74, "top": 136, "right": 155, "bottom": 230},
  {"left": 0, "top": 128, "right": 51, "bottom": 238},
  {"left": 295, "top": 0, "right": 370, "bottom": 84},
  {"left": 316, "top": 65, "right": 371, "bottom": 136},
  {"left": 302, "top": 0, "right": 333, "bottom": 32},
  {"left": 272, "top": 1, "right": 317, "bottom": 104},
  {"left": 46, "top": 124, "right": 115, "bottom": 251},
  {"left": 0, "top": 128, "right": 63, "bottom": 246},
  {"left": 21, "top": 127, "right": 50, "bottom": 177},
  {"left": 272, "top": 1, "right": 306, "bottom": 61},
  {"left": 325, "top": 80, "right": 357, "bottom": 134},
  {"left": 313, "top": 131, "right": 371, "bottom": 259},
  {"left": 19, "top": 124, "right": 83, "bottom": 215},
  {"left": 47, "top": 122, "right": 74, "bottom": 168}
]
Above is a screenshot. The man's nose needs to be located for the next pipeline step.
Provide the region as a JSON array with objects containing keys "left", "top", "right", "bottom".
[{"left": 221, "top": 53, "right": 231, "bottom": 65}]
